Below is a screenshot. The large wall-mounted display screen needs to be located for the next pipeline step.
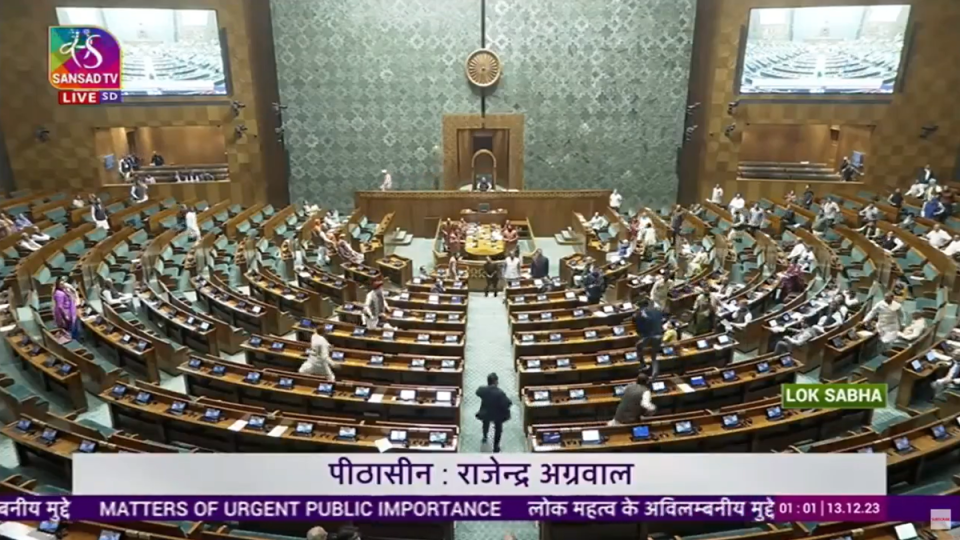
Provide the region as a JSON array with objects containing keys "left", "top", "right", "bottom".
[
  {"left": 56, "top": 7, "right": 228, "bottom": 96},
  {"left": 739, "top": 5, "right": 910, "bottom": 94}
]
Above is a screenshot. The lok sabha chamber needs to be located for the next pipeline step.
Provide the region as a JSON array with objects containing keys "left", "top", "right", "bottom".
[{"left": 1, "top": 0, "right": 960, "bottom": 540}]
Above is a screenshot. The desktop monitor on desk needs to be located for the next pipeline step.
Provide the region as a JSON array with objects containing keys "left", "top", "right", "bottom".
[{"left": 478, "top": 203, "right": 490, "bottom": 213}]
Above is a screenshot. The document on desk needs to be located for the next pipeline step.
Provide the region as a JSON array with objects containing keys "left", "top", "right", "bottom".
[
  {"left": 676, "top": 383, "right": 695, "bottom": 394},
  {"left": 374, "top": 437, "right": 393, "bottom": 453},
  {"left": 299, "top": 272, "right": 311, "bottom": 279},
  {"left": 0, "top": 522, "right": 37, "bottom": 540},
  {"left": 857, "top": 330, "right": 875, "bottom": 339},
  {"left": 228, "top": 420, "right": 248, "bottom": 432},
  {"left": 578, "top": 295, "right": 588, "bottom": 303},
  {"left": 369, "top": 393, "right": 385, "bottom": 403},
  {"left": 267, "top": 425, "right": 288, "bottom": 438}
]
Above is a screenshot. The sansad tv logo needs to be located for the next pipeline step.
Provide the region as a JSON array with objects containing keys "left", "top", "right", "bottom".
[{"left": 49, "top": 26, "right": 123, "bottom": 105}]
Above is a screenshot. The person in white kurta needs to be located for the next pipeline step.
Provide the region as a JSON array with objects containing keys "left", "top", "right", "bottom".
[
  {"left": 641, "top": 223, "right": 657, "bottom": 253},
  {"left": 728, "top": 194, "right": 745, "bottom": 213},
  {"left": 448, "top": 253, "right": 459, "bottom": 277},
  {"left": 710, "top": 184, "right": 724, "bottom": 204},
  {"left": 184, "top": 207, "right": 200, "bottom": 240},
  {"left": 609, "top": 190, "right": 622, "bottom": 211},
  {"left": 650, "top": 273, "right": 671, "bottom": 310},
  {"left": 380, "top": 170, "right": 393, "bottom": 191},
  {"left": 864, "top": 293, "right": 903, "bottom": 346},
  {"left": 362, "top": 280, "right": 389, "bottom": 329},
  {"left": 503, "top": 254, "right": 521, "bottom": 280},
  {"left": 299, "top": 328, "right": 337, "bottom": 381}
]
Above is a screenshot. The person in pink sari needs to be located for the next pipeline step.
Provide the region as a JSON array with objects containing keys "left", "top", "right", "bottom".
[{"left": 53, "top": 278, "right": 78, "bottom": 339}]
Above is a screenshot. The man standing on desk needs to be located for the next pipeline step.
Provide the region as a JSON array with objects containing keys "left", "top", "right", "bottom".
[
  {"left": 609, "top": 189, "right": 622, "bottom": 212},
  {"left": 379, "top": 170, "right": 392, "bottom": 191},
  {"left": 362, "top": 279, "right": 390, "bottom": 330}
]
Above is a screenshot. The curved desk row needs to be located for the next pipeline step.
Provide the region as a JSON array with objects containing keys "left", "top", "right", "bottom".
[
  {"left": 101, "top": 381, "right": 459, "bottom": 452},
  {"left": 522, "top": 353, "right": 800, "bottom": 427},
  {"left": 241, "top": 334, "right": 463, "bottom": 387},
  {"left": 180, "top": 355, "right": 461, "bottom": 424},
  {"left": 516, "top": 332, "right": 737, "bottom": 389}
]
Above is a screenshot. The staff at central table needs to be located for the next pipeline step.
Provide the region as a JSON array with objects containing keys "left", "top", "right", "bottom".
[{"left": 464, "top": 223, "right": 505, "bottom": 258}]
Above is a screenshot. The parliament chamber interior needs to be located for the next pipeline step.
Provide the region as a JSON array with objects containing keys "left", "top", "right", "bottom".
[{"left": 0, "top": 0, "right": 960, "bottom": 539}]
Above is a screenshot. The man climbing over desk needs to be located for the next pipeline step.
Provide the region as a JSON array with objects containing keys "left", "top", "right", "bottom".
[{"left": 299, "top": 326, "right": 338, "bottom": 381}]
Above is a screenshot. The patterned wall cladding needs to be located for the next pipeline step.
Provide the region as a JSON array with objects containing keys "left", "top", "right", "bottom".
[
  {"left": 273, "top": 0, "right": 696, "bottom": 212},
  {"left": 484, "top": 0, "right": 696, "bottom": 211},
  {"left": 272, "top": 0, "right": 481, "bottom": 211},
  {"left": 695, "top": 0, "right": 960, "bottom": 203},
  {"left": 0, "top": 0, "right": 266, "bottom": 206}
]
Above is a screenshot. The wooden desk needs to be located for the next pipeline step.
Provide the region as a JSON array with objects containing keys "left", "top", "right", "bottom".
[
  {"left": 509, "top": 302, "right": 636, "bottom": 332},
  {"left": 461, "top": 208, "right": 507, "bottom": 225},
  {"left": 378, "top": 254, "right": 413, "bottom": 286},
  {"left": 514, "top": 321, "right": 640, "bottom": 356},
  {"left": 528, "top": 396, "right": 871, "bottom": 453},
  {"left": 79, "top": 308, "right": 160, "bottom": 383},
  {"left": 504, "top": 277, "right": 566, "bottom": 297},
  {"left": 337, "top": 302, "right": 467, "bottom": 332},
  {"left": 297, "top": 265, "right": 356, "bottom": 304},
  {"left": 139, "top": 287, "right": 221, "bottom": 356},
  {"left": 245, "top": 268, "right": 325, "bottom": 319},
  {"left": 180, "top": 356, "right": 461, "bottom": 424},
  {"left": 295, "top": 318, "right": 465, "bottom": 357},
  {"left": 1, "top": 417, "right": 141, "bottom": 479},
  {"left": 385, "top": 289, "right": 468, "bottom": 312},
  {"left": 242, "top": 334, "right": 464, "bottom": 387},
  {"left": 406, "top": 275, "right": 470, "bottom": 295},
  {"left": 355, "top": 189, "right": 610, "bottom": 236},
  {"left": 816, "top": 411, "right": 960, "bottom": 487},
  {"left": 5, "top": 329, "right": 86, "bottom": 412},
  {"left": 159, "top": 279, "right": 245, "bottom": 354},
  {"left": 508, "top": 289, "right": 589, "bottom": 314},
  {"left": 193, "top": 274, "right": 295, "bottom": 336},
  {"left": 896, "top": 340, "right": 954, "bottom": 409},
  {"left": 517, "top": 333, "right": 736, "bottom": 389},
  {"left": 341, "top": 260, "right": 382, "bottom": 288},
  {"left": 522, "top": 353, "right": 800, "bottom": 427},
  {"left": 102, "top": 381, "right": 460, "bottom": 452},
  {"left": 463, "top": 223, "right": 505, "bottom": 258}
]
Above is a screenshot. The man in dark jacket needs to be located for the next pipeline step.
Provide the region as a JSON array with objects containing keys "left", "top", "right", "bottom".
[
  {"left": 609, "top": 372, "right": 656, "bottom": 425},
  {"left": 634, "top": 298, "right": 664, "bottom": 377},
  {"left": 476, "top": 372, "right": 512, "bottom": 453},
  {"left": 530, "top": 249, "right": 550, "bottom": 279},
  {"left": 802, "top": 186, "right": 815, "bottom": 209},
  {"left": 484, "top": 257, "right": 500, "bottom": 297},
  {"left": 670, "top": 205, "right": 684, "bottom": 244},
  {"left": 582, "top": 266, "right": 605, "bottom": 304}
]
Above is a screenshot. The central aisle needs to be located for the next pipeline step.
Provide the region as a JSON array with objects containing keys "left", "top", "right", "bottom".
[
  {"left": 457, "top": 291, "right": 537, "bottom": 540},
  {"left": 460, "top": 292, "right": 524, "bottom": 453}
]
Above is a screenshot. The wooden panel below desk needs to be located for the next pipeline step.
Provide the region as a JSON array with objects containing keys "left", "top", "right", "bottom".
[{"left": 355, "top": 190, "right": 610, "bottom": 236}]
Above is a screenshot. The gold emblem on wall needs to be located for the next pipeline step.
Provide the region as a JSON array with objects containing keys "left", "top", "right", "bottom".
[{"left": 465, "top": 49, "right": 502, "bottom": 88}]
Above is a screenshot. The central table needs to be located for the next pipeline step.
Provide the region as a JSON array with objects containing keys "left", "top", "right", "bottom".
[{"left": 464, "top": 224, "right": 505, "bottom": 258}]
